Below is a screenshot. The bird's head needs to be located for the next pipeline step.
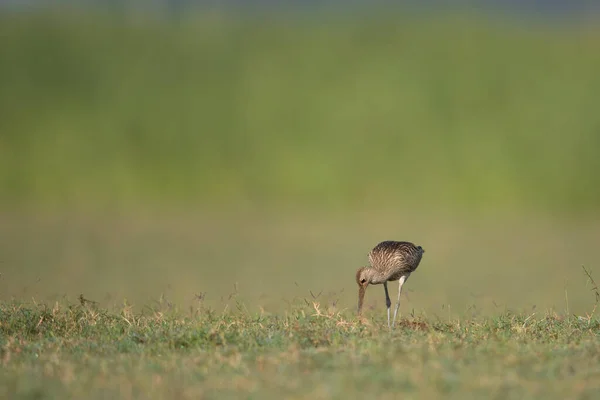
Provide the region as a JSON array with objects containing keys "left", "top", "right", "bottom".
[{"left": 356, "top": 266, "right": 372, "bottom": 315}]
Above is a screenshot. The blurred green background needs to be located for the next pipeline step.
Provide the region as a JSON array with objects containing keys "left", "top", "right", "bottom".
[{"left": 1, "top": 7, "right": 599, "bottom": 316}]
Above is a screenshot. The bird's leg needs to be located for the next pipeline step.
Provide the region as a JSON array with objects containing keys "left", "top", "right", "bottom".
[
  {"left": 383, "top": 282, "right": 392, "bottom": 328},
  {"left": 392, "top": 274, "right": 410, "bottom": 328}
]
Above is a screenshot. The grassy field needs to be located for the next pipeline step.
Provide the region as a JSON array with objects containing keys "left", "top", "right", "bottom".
[
  {"left": 2, "top": 210, "right": 600, "bottom": 316},
  {"left": 1, "top": 296, "right": 600, "bottom": 399},
  {"left": 1, "top": 11, "right": 600, "bottom": 213},
  {"left": 2, "top": 8, "right": 600, "bottom": 399},
  {"left": 1, "top": 209, "right": 600, "bottom": 398}
]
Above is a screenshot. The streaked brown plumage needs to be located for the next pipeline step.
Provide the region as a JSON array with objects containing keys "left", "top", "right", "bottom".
[{"left": 356, "top": 241, "right": 425, "bottom": 328}]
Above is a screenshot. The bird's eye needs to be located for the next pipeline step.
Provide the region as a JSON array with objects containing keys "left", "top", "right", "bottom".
[{"left": 360, "top": 279, "right": 366, "bottom": 284}]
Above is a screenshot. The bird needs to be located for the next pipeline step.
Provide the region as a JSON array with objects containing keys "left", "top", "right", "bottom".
[{"left": 356, "top": 241, "right": 425, "bottom": 328}]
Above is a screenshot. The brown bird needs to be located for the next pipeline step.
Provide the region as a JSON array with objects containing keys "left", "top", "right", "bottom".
[{"left": 356, "top": 241, "right": 425, "bottom": 328}]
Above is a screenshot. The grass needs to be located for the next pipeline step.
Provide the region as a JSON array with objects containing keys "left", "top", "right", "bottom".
[
  {"left": 2, "top": 210, "right": 600, "bottom": 316},
  {"left": 1, "top": 291, "right": 600, "bottom": 399},
  {"left": 1, "top": 10, "right": 600, "bottom": 214},
  {"left": 1, "top": 206, "right": 599, "bottom": 400},
  {"left": 1, "top": 209, "right": 599, "bottom": 400},
  {"left": 1, "top": 209, "right": 599, "bottom": 399},
  {"left": 2, "top": 7, "right": 600, "bottom": 398}
]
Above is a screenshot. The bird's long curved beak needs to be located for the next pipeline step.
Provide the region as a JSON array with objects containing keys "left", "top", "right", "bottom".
[{"left": 357, "top": 285, "right": 367, "bottom": 315}]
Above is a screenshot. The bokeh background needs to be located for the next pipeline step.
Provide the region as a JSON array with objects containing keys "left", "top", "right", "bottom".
[{"left": 1, "top": 0, "right": 599, "bottom": 318}]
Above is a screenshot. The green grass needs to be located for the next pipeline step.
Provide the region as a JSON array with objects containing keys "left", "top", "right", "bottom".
[
  {"left": 1, "top": 209, "right": 600, "bottom": 399},
  {"left": 2, "top": 8, "right": 600, "bottom": 398},
  {"left": 2, "top": 210, "right": 600, "bottom": 317},
  {"left": 1, "top": 297, "right": 600, "bottom": 399},
  {"left": 1, "top": 10, "right": 600, "bottom": 214}
]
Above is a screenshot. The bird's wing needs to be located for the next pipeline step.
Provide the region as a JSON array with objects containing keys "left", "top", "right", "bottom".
[{"left": 369, "top": 241, "right": 416, "bottom": 269}]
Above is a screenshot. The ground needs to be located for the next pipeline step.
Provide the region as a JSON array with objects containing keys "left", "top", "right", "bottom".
[{"left": 1, "top": 298, "right": 599, "bottom": 399}]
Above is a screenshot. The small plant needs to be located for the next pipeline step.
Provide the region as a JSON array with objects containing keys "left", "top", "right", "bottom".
[{"left": 580, "top": 265, "right": 600, "bottom": 324}]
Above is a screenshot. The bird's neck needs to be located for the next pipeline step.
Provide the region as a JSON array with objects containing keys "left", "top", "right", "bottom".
[{"left": 367, "top": 268, "right": 387, "bottom": 285}]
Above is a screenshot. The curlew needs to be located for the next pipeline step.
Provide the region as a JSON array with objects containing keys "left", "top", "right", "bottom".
[{"left": 356, "top": 241, "right": 425, "bottom": 328}]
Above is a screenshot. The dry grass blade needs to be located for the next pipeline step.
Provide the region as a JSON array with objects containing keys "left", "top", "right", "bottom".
[{"left": 582, "top": 266, "right": 600, "bottom": 303}]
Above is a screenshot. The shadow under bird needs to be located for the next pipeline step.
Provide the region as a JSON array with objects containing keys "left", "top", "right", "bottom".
[{"left": 356, "top": 241, "right": 425, "bottom": 328}]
